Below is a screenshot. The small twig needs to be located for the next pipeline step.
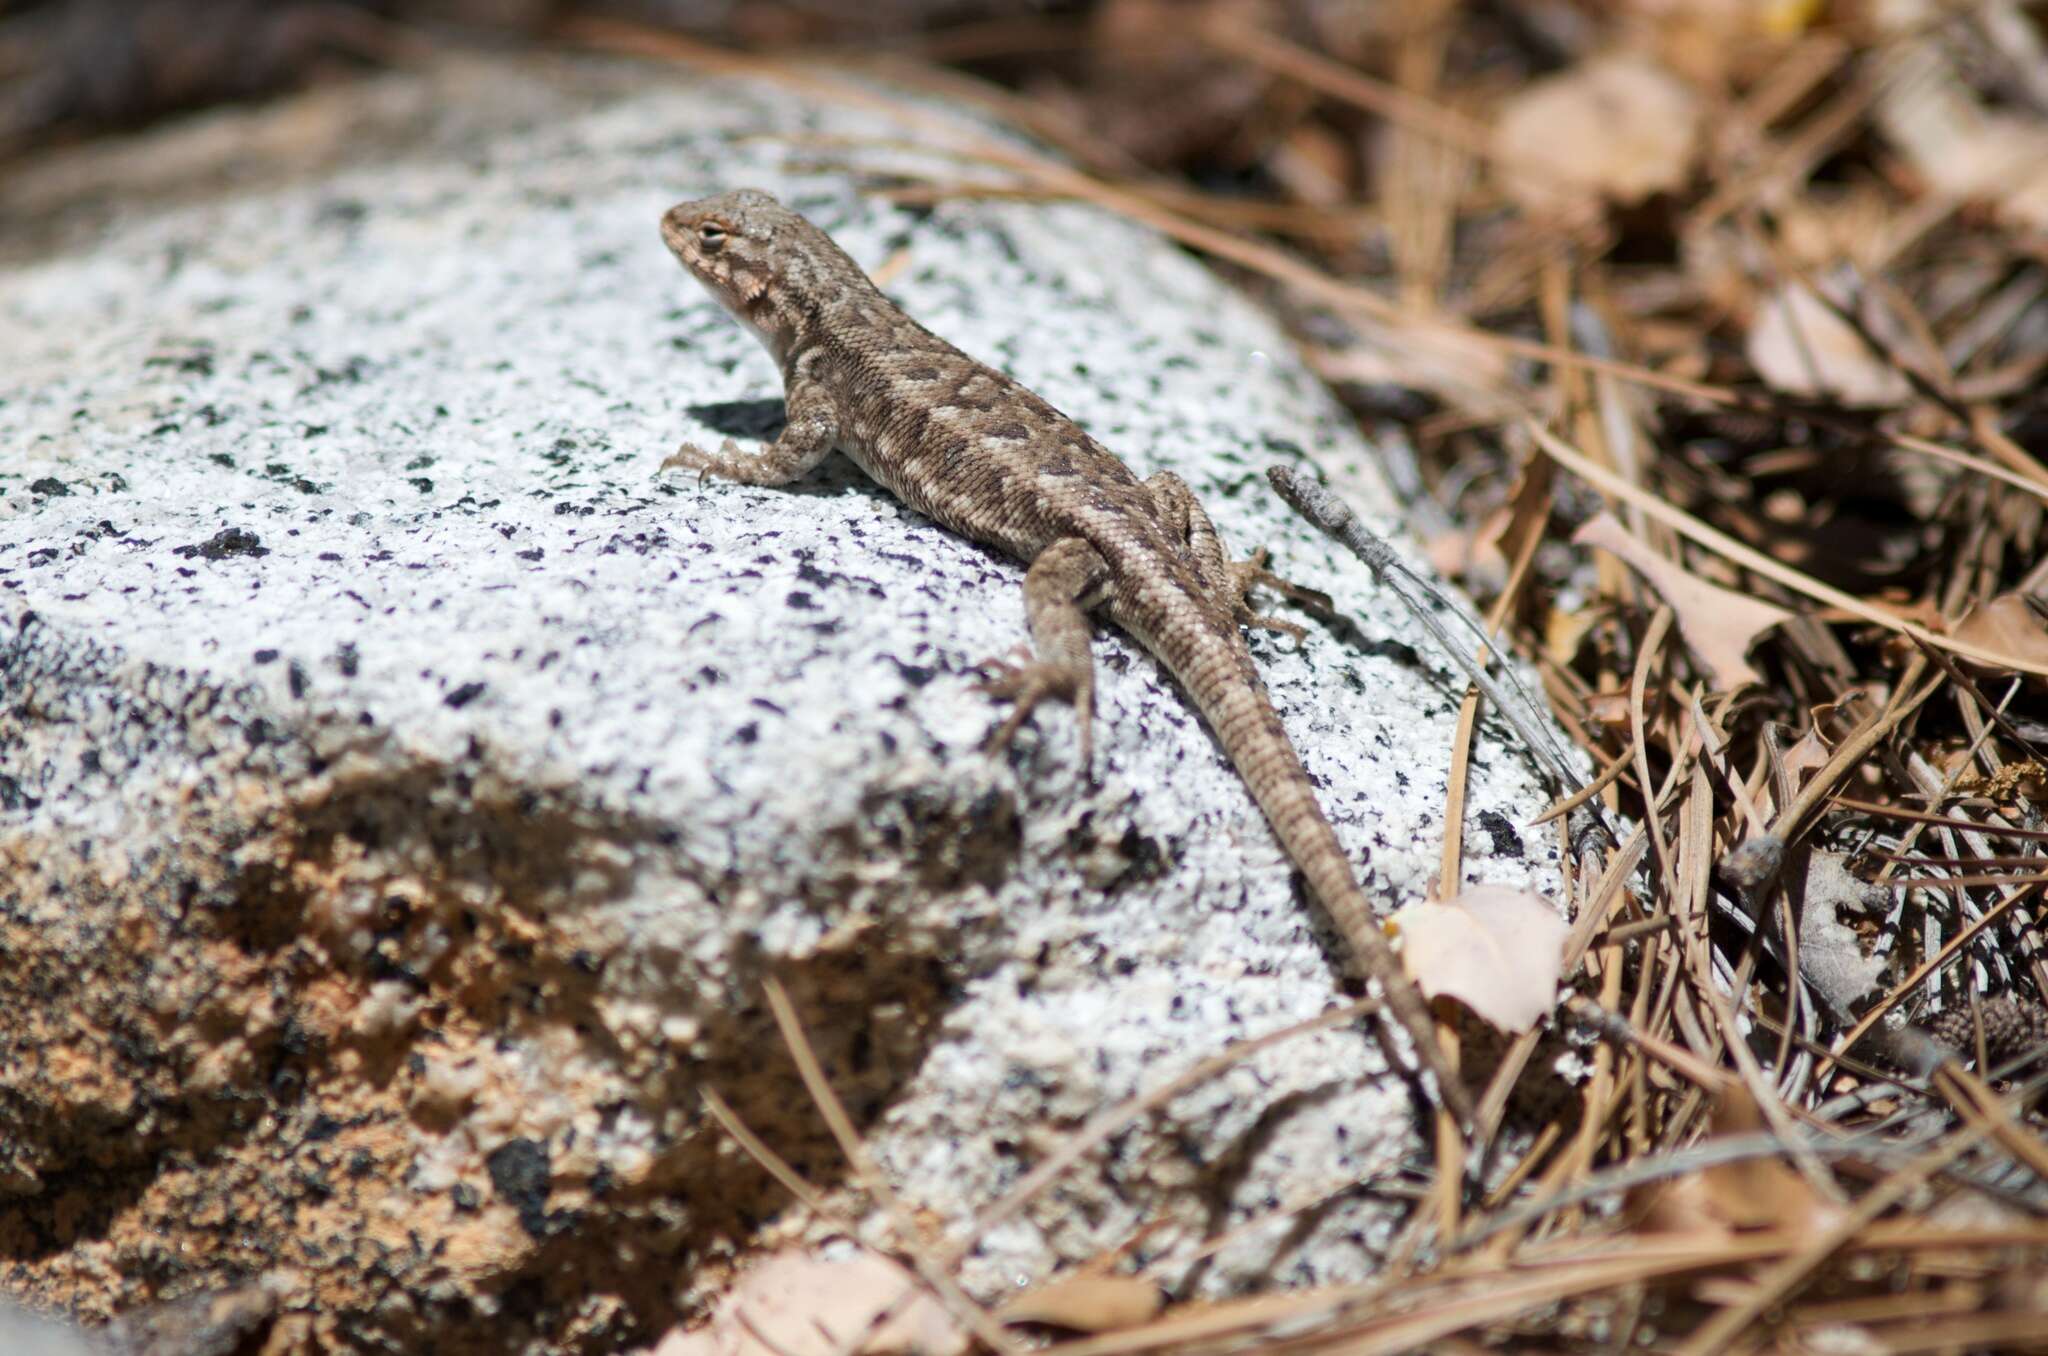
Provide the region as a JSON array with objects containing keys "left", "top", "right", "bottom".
[{"left": 1265, "top": 464, "right": 1605, "bottom": 850}]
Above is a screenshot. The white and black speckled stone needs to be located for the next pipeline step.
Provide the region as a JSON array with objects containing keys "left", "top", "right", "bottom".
[{"left": 0, "top": 55, "right": 1570, "bottom": 1348}]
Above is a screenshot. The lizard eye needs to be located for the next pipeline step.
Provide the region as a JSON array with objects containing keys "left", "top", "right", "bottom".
[{"left": 696, "top": 223, "right": 728, "bottom": 252}]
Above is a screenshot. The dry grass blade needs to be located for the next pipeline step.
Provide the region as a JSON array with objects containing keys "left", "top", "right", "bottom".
[
  {"left": 760, "top": 978, "right": 1017, "bottom": 1356},
  {"left": 701, "top": 1086, "right": 835, "bottom": 1216}
]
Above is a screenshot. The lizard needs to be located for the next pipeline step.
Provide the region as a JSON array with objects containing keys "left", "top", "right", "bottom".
[{"left": 656, "top": 188, "right": 1475, "bottom": 1133}]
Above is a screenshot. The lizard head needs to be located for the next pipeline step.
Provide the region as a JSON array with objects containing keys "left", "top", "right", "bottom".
[{"left": 661, "top": 188, "right": 857, "bottom": 364}]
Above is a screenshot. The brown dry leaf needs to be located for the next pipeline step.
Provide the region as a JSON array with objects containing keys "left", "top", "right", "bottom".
[
  {"left": 1950, "top": 594, "right": 2048, "bottom": 676},
  {"left": 997, "top": 1274, "right": 1164, "bottom": 1333},
  {"left": 1633, "top": 1084, "right": 1845, "bottom": 1234},
  {"left": 1629, "top": 1168, "right": 1730, "bottom": 1235},
  {"left": 1746, "top": 281, "right": 1914, "bottom": 406},
  {"left": 1390, "top": 885, "right": 1568, "bottom": 1034},
  {"left": 651, "top": 1250, "right": 969, "bottom": 1356},
  {"left": 1777, "top": 725, "right": 1830, "bottom": 786},
  {"left": 1699, "top": 1085, "right": 1845, "bottom": 1232},
  {"left": 1544, "top": 606, "right": 1601, "bottom": 673},
  {"left": 1492, "top": 52, "right": 1701, "bottom": 217},
  {"left": 1583, "top": 688, "right": 1633, "bottom": 731},
  {"left": 1574, "top": 512, "right": 1792, "bottom": 688}
]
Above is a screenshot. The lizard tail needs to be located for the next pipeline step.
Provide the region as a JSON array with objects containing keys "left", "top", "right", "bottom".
[{"left": 1168, "top": 623, "right": 1477, "bottom": 1129}]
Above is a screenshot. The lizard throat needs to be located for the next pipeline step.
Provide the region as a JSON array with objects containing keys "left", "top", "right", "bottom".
[{"left": 690, "top": 268, "right": 792, "bottom": 364}]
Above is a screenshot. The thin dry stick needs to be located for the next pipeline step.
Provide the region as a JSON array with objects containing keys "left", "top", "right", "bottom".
[
  {"left": 701, "top": 1086, "right": 835, "bottom": 1215},
  {"left": 1627, "top": 607, "right": 1681, "bottom": 912},
  {"left": 1935, "top": 1062, "right": 2048, "bottom": 1182},
  {"left": 1565, "top": 996, "right": 1728, "bottom": 1092},
  {"left": 1699, "top": 981, "right": 1847, "bottom": 1204},
  {"left": 761, "top": 977, "right": 1019, "bottom": 1356},
  {"left": 1530, "top": 745, "right": 1633, "bottom": 825},
  {"left": 1837, "top": 799, "right": 2048, "bottom": 841}
]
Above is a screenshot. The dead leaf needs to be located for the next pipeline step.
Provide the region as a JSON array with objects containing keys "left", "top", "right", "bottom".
[
  {"left": 1950, "top": 594, "right": 2048, "bottom": 676},
  {"left": 652, "top": 1250, "right": 969, "bottom": 1356},
  {"left": 1574, "top": 512, "right": 1791, "bottom": 689},
  {"left": 1746, "top": 281, "right": 1914, "bottom": 407},
  {"left": 1391, "top": 885, "right": 1567, "bottom": 1034},
  {"left": 1777, "top": 725, "right": 1830, "bottom": 787},
  {"left": 1492, "top": 53, "right": 1701, "bottom": 217},
  {"left": 1872, "top": 28, "right": 2048, "bottom": 232},
  {"left": 997, "top": 1274, "right": 1163, "bottom": 1333},
  {"left": 1794, "top": 852, "right": 1890, "bottom": 1027},
  {"left": 1698, "top": 1085, "right": 1844, "bottom": 1232},
  {"left": 1633, "top": 1084, "right": 1845, "bottom": 1234},
  {"left": 1583, "top": 688, "right": 1633, "bottom": 731}
]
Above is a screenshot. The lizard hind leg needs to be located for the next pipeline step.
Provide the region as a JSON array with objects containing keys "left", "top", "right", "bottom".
[
  {"left": 978, "top": 536, "right": 1110, "bottom": 772},
  {"left": 1143, "top": 471, "right": 1318, "bottom": 640}
]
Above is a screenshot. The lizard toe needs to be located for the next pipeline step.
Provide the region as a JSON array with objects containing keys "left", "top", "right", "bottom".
[
  {"left": 978, "top": 658, "right": 1082, "bottom": 757},
  {"left": 1242, "top": 610, "right": 1310, "bottom": 643}
]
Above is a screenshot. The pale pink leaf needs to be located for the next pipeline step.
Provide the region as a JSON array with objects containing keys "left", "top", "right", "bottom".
[
  {"left": 650, "top": 1250, "right": 968, "bottom": 1356},
  {"left": 1391, "top": 885, "right": 1568, "bottom": 1034}
]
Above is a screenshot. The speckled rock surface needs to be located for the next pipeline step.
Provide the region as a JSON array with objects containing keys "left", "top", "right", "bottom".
[{"left": 0, "top": 55, "right": 1569, "bottom": 1355}]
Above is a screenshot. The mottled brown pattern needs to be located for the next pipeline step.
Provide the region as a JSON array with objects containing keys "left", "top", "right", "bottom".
[{"left": 658, "top": 190, "right": 1472, "bottom": 1129}]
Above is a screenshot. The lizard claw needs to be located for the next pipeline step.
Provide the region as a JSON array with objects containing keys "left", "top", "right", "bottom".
[
  {"left": 1234, "top": 547, "right": 1334, "bottom": 617},
  {"left": 976, "top": 651, "right": 1093, "bottom": 771},
  {"left": 1245, "top": 612, "right": 1310, "bottom": 643},
  {"left": 1229, "top": 546, "right": 1332, "bottom": 643},
  {"left": 660, "top": 438, "right": 745, "bottom": 484}
]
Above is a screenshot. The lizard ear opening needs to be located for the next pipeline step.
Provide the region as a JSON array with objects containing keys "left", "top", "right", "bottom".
[{"left": 696, "top": 222, "right": 729, "bottom": 252}]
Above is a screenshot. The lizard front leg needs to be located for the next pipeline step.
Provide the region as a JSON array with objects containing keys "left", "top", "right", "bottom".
[
  {"left": 1144, "top": 471, "right": 1320, "bottom": 639},
  {"left": 980, "top": 537, "right": 1110, "bottom": 771},
  {"left": 663, "top": 372, "right": 839, "bottom": 486}
]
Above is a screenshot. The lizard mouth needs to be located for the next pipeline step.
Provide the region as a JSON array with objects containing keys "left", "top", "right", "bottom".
[{"left": 659, "top": 206, "right": 701, "bottom": 264}]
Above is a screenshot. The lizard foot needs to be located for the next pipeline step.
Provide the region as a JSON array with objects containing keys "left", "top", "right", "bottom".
[
  {"left": 660, "top": 438, "right": 747, "bottom": 483},
  {"left": 1231, "top": 547, "right": 1333, "bottom": 640},
  {"left": 977, "top": 651, "right": 1093, "bottom": 770}
]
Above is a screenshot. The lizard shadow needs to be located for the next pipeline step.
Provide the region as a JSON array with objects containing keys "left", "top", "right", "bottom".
[{"left": 686, "top": 397, "right": 788, "bottom": 443}]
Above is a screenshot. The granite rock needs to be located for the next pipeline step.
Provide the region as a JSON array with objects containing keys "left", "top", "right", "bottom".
[{"left": 0, "top": 55, "right": 1569, "bottom": 1354}]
